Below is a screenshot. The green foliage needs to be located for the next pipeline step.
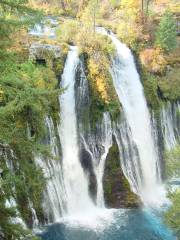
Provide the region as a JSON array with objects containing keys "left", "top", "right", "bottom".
[
  {"left": 142, "top": 71, "right": 161, "bottom": 110},
  {"left": 56, "top": 20, "right": 79, "bottom": 43},
  {"left": 57, "top": 18, "right": 119, "bottom": 123},
  {"left": 104, "top": 141, "right": 139, "bottom": 208},
  {"left": 0, "top": 0, "right": 42, "bottom": 51},
  {"left": 0, "top": 151, "right": 42, "bottom": 239},
  {"left": 164, "top": 190, "right": 180, "bottom": 239},
  {"left": 114, "top": 0, "right": 143, "bottom": 49},
  {"left": 0, "top": 58, "right": 60, "bottom": 228},
  {"left": 83, "top": 36, "right": 119, "bottom": 123},
  {"left": 165, "top": 145, "right": 180, "bottom": 178},
  {"left": 158, "top": 67, "right": 180, "bottom": 101},
  {"left": 0, "top": 1, "right": 59, "bottom": 237},
  {"left": 110, "top": 0, "right": 121, "bottom": 8},
  {"left": 0, "top": 60, "right": 60, "bottom": 138},
  {"left": 164, "top": 145, "right": 180, "bottom": 238},
  {"left": 155, "top": 11, "right": 177, "bottom": 52},
  {"left": 80, "top": 0, "right": 100, "bottom": 32}
]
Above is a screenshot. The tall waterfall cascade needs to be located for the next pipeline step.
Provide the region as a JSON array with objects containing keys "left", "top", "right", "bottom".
[
  {"left": 113, "top": 117, "right": 142, "bottom": 194},
  {"left": 59, "top": 46, "right": 95, "bottom": 216},
  {"left": 33, "top": 31, "right": 179, "bottom": 227},
  {"left": 74, "top": 62, "right": 114, "bottom": 208},
  {"left": 97, "top": 28, "right": 166, "bottom": 206},
  {"left": 35, "top": 47, "right": 115, "bottom": 227}
]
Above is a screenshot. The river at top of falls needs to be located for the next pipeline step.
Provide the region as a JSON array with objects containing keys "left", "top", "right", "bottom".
[{"left": 96, "top": 28, "right": 167, "bottom": 207}]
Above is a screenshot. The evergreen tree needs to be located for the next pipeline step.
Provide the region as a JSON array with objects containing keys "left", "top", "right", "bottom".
[
  {"left": 0, "top": 0, "right": 42, "bottom": 51},
  {"left": 155, "top": 11, "right": 177, "bottom": 52},
  {"left": 0, "top": 1, "right": 57, "bottom": 239}
]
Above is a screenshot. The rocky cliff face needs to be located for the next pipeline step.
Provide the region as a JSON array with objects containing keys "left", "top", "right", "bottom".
[
  {"left": 103, "top": 137, "right": 140, "bottom": 208},
  {"left": 75, "top": 56, "right": 140, "bottom": 208}
]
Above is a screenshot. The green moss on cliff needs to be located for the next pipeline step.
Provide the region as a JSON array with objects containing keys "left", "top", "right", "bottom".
[
  {"left": 142, "top": 70, "right": 161, "bottom": 110},
  {"left": 103, "top": 138, "right": 140, "bottom": 208}
]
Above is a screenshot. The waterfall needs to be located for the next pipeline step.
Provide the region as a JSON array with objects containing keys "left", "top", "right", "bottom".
[
  {"left": 35, "top": 117, "right": 65, "bottom": 222},
  {"left": 95, "top": 113, "right": 112, "bottom": 207},
  {"left": 59, "top": 46, "right": 95, "bottom": 215},
  {"left": 97, "top": 28, "right": 165, "bottom": 206},
  {"left": 74, "top": 60, "right": 113, "bottom": 207},
  {"left": 161, "top": 101, "right": 180, "bottom": 150},
  {"left": 81, "top": 113, "right": 112, "bottom": 207},
  {"left": 2, "top": 150, "right": 27, "bottom": 228},
  {"left": 113, "top": 115, "right": 142, "bottom": 194},
  {"left": 29, "top": 201, "right": 39, "bottom": 229},
  {"left": 33, "top": 32, "right": 179, "bottom": 226}
]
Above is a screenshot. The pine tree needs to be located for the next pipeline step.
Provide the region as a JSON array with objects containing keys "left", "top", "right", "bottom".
[
  {"left": 155, "top": 11, "right": 177, "bottom": 52},
  {"left": 0, "top": 0, "right": 42, "bottom": 52}
]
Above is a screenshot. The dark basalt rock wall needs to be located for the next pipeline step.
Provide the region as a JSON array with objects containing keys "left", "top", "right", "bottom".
[{"left": 103, "top": 137, "right": 140, "bottom": 208}]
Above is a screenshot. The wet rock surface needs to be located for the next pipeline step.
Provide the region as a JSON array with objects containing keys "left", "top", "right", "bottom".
[
  {"left": 103, "top": 137, "right": 140, "bottom": 208},
  {"left": 29, "top": 43, "right": 61, "bottom": 61}
]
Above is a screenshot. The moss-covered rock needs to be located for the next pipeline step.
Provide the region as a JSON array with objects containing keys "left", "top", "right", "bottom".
[{"left": 103, "top": 137, "right": 140, "bottom": 208}]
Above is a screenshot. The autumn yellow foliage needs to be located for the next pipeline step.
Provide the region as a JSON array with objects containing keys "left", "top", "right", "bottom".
[
  {"left": 140, "top": 48, "right": 167, "bottom": 73},
  {"left": 114, "top": 0, "right": 143, "bottom": 47},
  {"left": 88, "top": 58, "right": 109, "bottom": 104}
]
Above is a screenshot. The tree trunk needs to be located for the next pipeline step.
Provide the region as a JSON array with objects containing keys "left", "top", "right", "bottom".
[{"left": 60, "top": 0, "right": 66, "bottom": 11}]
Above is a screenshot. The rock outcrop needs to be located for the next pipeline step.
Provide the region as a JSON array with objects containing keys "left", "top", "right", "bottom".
[{"left": 103, "top": 137, "right": 140, "bottom": 208}]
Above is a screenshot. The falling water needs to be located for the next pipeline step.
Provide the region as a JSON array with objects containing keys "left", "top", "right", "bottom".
[
  {"left": 3, "top": 150, "right": 27, "bottom": 228},
  {"left": 95, "top": 113, "right": 112, "bottom": 207},
  {"left": 161, "top": 101, "right": 180, "bottom": 150},
  {"left": 97, "top": 28, "right": 165, "bottom": 206},
  {"left": 113, "top": 115, "right": 142, "bottom": 194},
  {"left": 35, "top": 117, "right": 65, "bottom": 222},
  {"left": 81, "top": 112, "right": 112, "bottom": 207},
  {"left": 74, "top": 61, "right": 113, "bottom": 207},
  {"left": 59, "top": 46, "right": 95, "bottom": 215}
]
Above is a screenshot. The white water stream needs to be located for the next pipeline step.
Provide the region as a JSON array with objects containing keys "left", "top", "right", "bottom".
[
  {"left": 97, "top": 28, "right": 166, "bottom": 206},
  {"left": 161, "top": 102, "right": 180, "bottom": 150},
  {"left": 59, "top": 46, "right": 95, "bottom": 215}
]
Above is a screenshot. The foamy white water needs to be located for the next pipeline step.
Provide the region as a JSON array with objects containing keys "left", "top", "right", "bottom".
[
  {"left": 97, "top": 28, "right": 166, "bottom": 206},
  {"left": 81, "top": 112, "right": 113, "bottom": 207},
  {"left": 95, "top": 113, "right": 112, "bottom": 207},
  {"left": 59, "top": 46, "right": 95, "bottom": 215},
  {"left": 35, "top": 117, "right": 65, "bottom": 222}
]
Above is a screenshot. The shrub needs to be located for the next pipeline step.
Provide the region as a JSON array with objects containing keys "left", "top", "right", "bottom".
[
  {"left": 155, "top": 11, "right": 177, "bottom": 52},
  {"left": 165, "top": 145, "right": 180, "bottom": 178},
  {"left": 164, "top": 190, "right": 180, "bottom": 239},
  {"left": 56, "top": 20, "right": 79, "bottom": 44},
  {"left": 158, "top": 67, "right": 180, "bottom": 101},
  {"left": 140, "top": 48, "right": 167, "bottom": 73},
  {"left": 143, "top": 72, "right": 161, "bottom": 109},
  {"left": 164, "top": 145, "right": 180, "bottom": 238}
]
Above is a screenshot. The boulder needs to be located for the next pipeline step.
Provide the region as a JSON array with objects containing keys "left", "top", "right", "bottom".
[{"left": 29, "top": 43, "right": 61, "bottom": 62}]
